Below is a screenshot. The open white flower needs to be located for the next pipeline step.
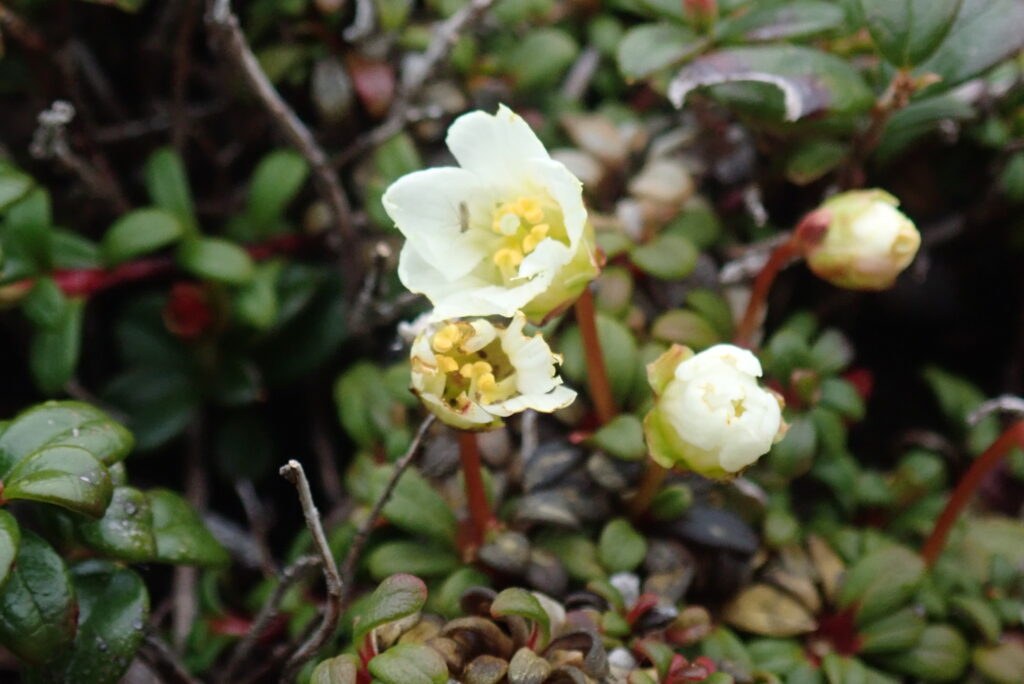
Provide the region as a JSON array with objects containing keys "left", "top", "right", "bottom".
[
  {"left": 410, "top": 312, "right": 576, "bottom": 430},
  {"left": 644, "top": 344, "right": 785, "bottom": 479},
  {"left": 802, "top": 189, "right": 920, "bottom": 291},
  {"left": 383, "top": 105, "right": 600, "bottom": 323}
]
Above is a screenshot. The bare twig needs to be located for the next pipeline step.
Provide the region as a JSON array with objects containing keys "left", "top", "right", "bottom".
[
  {"left": 172, "top": 419, "right": 208, "bottom": 651},
  {"left": 206, "top": 0, "right": 358, "bottom": 281},
  {"left": 234, "top": 479, "right": 276, "bottom": 575},
  {"left": 349, "top": 241, "right": 393, "bottom": 333},
  {"left": 173, "top": 0, "right": 200, "bottom": 151},
  {"left": 334, "top": 0, "right": 495, "bottom": 166},
  {"left": 278, "top": 460, "right": 344, "bottom": 682},
  {"left": 139, "top": 633, "right": 201, "bottom": 684},
  {"left": 310, "top": 395, "right": 345, "bottom": 511},
  {"left": 219, "top": 555, "right": 321, "bottom": 684},
  {"left": 338, "top": 415, "right": 436, "bottom": 595},
  {"left": 342, "top": 0, "right": 375, "bottom": 42},
  {"left": 561, "top": 46, "right": 600, "bottom": 101},
  {"left": 968, "top": 395, "right": 1024, "bottom": 427},
  {"left": 0, "top": 2, "right": 48, "bottom": 53}
]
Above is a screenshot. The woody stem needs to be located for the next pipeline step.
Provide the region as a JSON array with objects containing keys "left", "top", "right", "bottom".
[
  {"left": 574, "top": 287, "right": 617, "bottom": 425},
  {"left": 628, "top": 461, "right": 668, "bottom": 520},
  {"left": 458, "top": 430, "right": 494, "bottom": 551},
  {"left": 733, "top": 238, "right": 800, "bottom": 350},
  {"left": 921, "top": 420, "right": 1024, "bottom": 567}
]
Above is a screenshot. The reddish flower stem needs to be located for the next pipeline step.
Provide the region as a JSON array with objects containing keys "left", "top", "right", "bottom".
[
  {"left": 24, "top": 233, "right": 307, "bottom": 298},
  {"left": 921, "top": 420, "right": 1024, "bottom": 567},
  {"left": 457, "top": 430, "right": 494, "bottom": 551},
  {"left": 574, "top": 287, "right": 617, "bottom": 425},
  {"left": 628, "top": 461, "right": 668, "bottom": 520},
  {"left": 733, "top": 238, "right": 799, "bottom": 349}
]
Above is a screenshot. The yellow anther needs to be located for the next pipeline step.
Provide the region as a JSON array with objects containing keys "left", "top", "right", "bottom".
[
  {"left": 521, "top": 223, "right": 550, "bottom": 253},
  {"left": 476, "top": 372, "right": 498, "bottom": 403},
  {"left": 459, "top": 360, "right": 493, "bottom": 379},
  {"left": 493, "top": 247, "right": 524, "bottom": 271},
  {"left": 435, "top": 354, "right": 459, "bottom": 373},
  {"left": 515, "top": 197, "right": 541, "bottom": 222},
  {"left": 431, "top": 324, "right": 462, "bottom": 353}
]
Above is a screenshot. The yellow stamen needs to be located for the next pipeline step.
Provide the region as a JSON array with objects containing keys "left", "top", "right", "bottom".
[
  {"left": 435, "top": 354, "right": 459, "bottom": 373},
  {"left": 431, "top": 324, "right": 462, "bottom": 353},
  {"left": 476, "top": 372, "right": 498, "bottom": 403},
  {"left": 493, "top": 247, "right": 524, "bottom": 274},
  {"left": 521, "top": 223, "right": 550, "bottom": 253},
  {"left": 459, "top": 360, "right": 493, "bottom": 379}
]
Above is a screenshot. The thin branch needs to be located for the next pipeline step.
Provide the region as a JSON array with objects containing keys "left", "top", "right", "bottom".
[
  {"left": 0, "top": 2, "right": 48, "bottom": 53},
  {"left": 205, "top": 0, "right": 359, "bottom": 281},
  {"left": 139, "top": 633, "right": 201, "bottom": 684},
  {"left": 219, "top": 555, "right": 321, "bottom": 684},
  {"left": 334, "top": 0, "right": 495, "bottom": 166},
  {"left": 234, "top": 479, "right": 277, "bottom": 576},
  {"left": 278, "top": 460, "right": 344, "bottom": 682},
  {"left": 338, "top": 415, "right": 436, "bottom": 594},
  {"left": 967, "top": 395, "right": 1024, "bottom": 427}
]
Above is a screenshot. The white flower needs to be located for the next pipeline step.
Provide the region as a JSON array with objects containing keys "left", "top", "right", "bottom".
[
  {"left": 802, "top": 189, "right": 920, "bottom": 291},
  {"left": 383, "top": 105, "right": 600, "bottom": 323},
  {"left": 410, "top": 312, "right": 576, "bottom": 430},
  {"left": 644, "top": 344, "right": 785, "bottom": 479}
]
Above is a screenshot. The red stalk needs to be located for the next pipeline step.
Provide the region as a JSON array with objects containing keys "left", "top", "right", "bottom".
[
  {"left": 733, "top": 239, "right": 799, "bottom": 349},
  {"left": 921, "top": 420, "right": 1024, "bottom": 567},
  {"left": 574, "top": 287, "right": 616, "bottom": 425},
  {"left": 457, "top": 430, "right": 494, "bottom": 551}
]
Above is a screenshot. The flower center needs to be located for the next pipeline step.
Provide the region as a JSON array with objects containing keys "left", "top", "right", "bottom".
[
  {"left": 490, "top": 195, "right": 556, "bottom": 280},
  {"left": 429, "top": 323, "right": 517, "bottom": 407}
]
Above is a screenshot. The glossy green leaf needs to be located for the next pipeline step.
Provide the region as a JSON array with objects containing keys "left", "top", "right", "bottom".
[
  {"left": 949, "top": 595, "right": 1001, "bottom": 642},
  {"left": 51, "top": 229, "right": 102, "bottom": 270},
  {"left": 0, "top": 510, "right": 19, "bottom": 590},
  {"left": 76, "top": 486, "right": 157, "bottom": 562},
  {"left": 0, "top": 530, "right": 77, "bottom": 664},
  {"left": 148, "top": 489, "right": 229, "bottom": 566},
  {"left": 30, "top": 297, "right": 84, "bottom": 395},
  {"left": 311, "top": 654, "right": 360, "bottom": 684},
  {"left": 669, "top": 45, "right": 873, "bottom": 120},
  {"left": 973, "top": 641, "right": 1024, "bottom": 684},
  {"left": 353, "top": 573, "right": 428, "bottom": 642},
  {"left": 599, "top": 517, "right": 647, "bottom": 573},
  {"left": 837, "top": 545, "right": 924, "bottom": 625},
  {"left": 376, "top": 466, "right": 459, "bottom": 547},
  {"left": 0, "top": 165, "right": 34, "bottom": 213},
  {"left": 4, "top": 187, "right": 53, "bottom": 272},
  {"left": 427, "top": 567, "right": 491, "bottom": 619},
  {"left": 23, "top": 277, "right": 68, "bottom": 331},
  {"left": 334, "top": 362, "right": 395, "bottom": 449},
  {"left": 28, "top": 561, "right": 149, "bottom": 684},
  {"left": 917, "top": 0, "right": 1024, "bottom": 89},
  {"left": 234, "top": 260, "right": 282, "bottom": 330},
  {"left": 177, "top": 237, "right": 255, "bottom": 285},
  {"left": 491, "top": 587, "right": 551, "bottom": 646},
  {"left": 0, "top": 401, "right": 133, "bottom": 476},
  {"left": 630, "top": 233, "right": 698, "bottom": 280},
  {"left": 874, "top": 624, "right": 968, "bottom": 681},
  {"left": 101, "top": 208, "right": 185, "bottom": 265},
  {"left": 507, "top": 28, "right": 578, "bottom": 91},
  {"left": 535, "top": 531, "right": 604, "bottom": 582},
  {"left": 246, "top": 149, "right": 309, "bottom": 230},
  {"left": 858, "top": 607, "right": 926, "bottom": 653},
  {"left": 786, "top": 140, "right": 847, "bottom": 185},
  {"left": 3, "top": 445, "right": 112, "bottom": 517},
  {"left": 561, "top": 313, "right": 638, "bottom": 407},
  {"left": 617, "top": 23, "right": 704, "bottom": 80},
  {"left": 145, "top": 147, "right": 197, "bottom": 233},
  {"left": 651, "top": 309, "right": 720, "bottom": 349},
  {"left": 590, "top": 414, "right": 646, "bottom": 461},
  {"left": 368, "top": 643, "right": 448, "bottom": 684},
  {"left": 718, "top": 1, "right": 845, "bottom": 42},
  {"left": 819, "top": 378, "right": 865, "bottom": 420},
  {"left": 858, "top": 0, "right": 962, "bottom": 66},
  {"left": 373, "top": 132, "right": 423, "bottom": 182},
  {"left": 366, "top": 541, "right": 460, "bottom": 580}
]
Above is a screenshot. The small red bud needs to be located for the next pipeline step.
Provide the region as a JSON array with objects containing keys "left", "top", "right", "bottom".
[{"left": 163, "top": 282, "right": 214, "bottom": 340}]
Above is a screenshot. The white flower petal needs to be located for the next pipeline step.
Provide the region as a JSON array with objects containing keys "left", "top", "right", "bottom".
[
  {"left": 527, "top": 157, "right": 587, "bottom": 245},
  {"left": 489, "top": 385, "right": 577, "bottom": 416},
  {"left": 446, "top": 105, "right": 550, "bottom": 189}
]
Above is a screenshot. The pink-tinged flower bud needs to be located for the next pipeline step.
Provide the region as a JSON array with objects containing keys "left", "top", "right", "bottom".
[{"left": 801, "top": 190, "right": 921, "bottom": 291}]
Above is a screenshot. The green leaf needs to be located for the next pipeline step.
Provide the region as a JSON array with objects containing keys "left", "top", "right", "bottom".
[
  {"left": 837, "top": 545, "right": 925, "bottom": 625},
  {"left": 561, "top": 313, "right": 639, "bottom": 408},
  {"left": 686, "top": 289, "right": 734, "bottom": 339},
  {"left": 29, "top": 297, "right": 84, "bottom": 395},
  {"left": 28, "top": 562, "right": 149, "bottom": 684},
  {"left": 535, "top": 531, "right": 604, "bottom": 582},
  {"left": 873, "top": 624, "right": 968, "bottom": 681},
  {"left": 76, "top": 486, "right": 157, "bottom": 563},
  {"left": 23, "top": 277, "right": 68, "bottom": 329},
  {"left": 858, "top": 607, "right": 926, "bottom": 654},
  {"left": 491, "top": 587, "right": 551, "bottom": 646},
  {"left": 177, "top": 237, "right": 255, "bottom": 285},
  {"left": 0, "top": 400, "right": 134, "bottom": 475},
  {"left": 368, "top": 643, "right": 448, "bottom": 684},
  {"left": 0, "top": 510, "right": 19, "bottom": 590},
  {"left": 427, "top": 567, "right": 491, "bottom": 619},
  {"left": 374, "top": 133, "right": 423, "bottom": 183},
  {"left": 0, "top": 165, "right": 34, "bottom": 213},
  {"left": 630, "top": 233, "right": 698, "bottom": 280},
  {"left": 916, "top": 0, "right": 1024, "bottom": 90},
  {"left": 949, "top": 595, "right": 1001, "bottom": 642},
  {"left": 145, "top": 147, "right": 197, "bottom": 233},
  {"left": 922, "top": 366, "right": 999, "bottom": 453},
  {"left": 599, "top": 517, "right": 648, "bottom": 573},
  {"left": 311, "top": 654, "right": 360, "bottom": 684},
  {"left": 148, "top": 489, "right": 229, "bottom": 566},
  {"left": 589, "top": 414, "right": 647, "bottom": 461},
  {"left": 3, "top": 445, "right": 112, "bottom": 517},
  {"left": 819, "top": 378, "right": 865, "bottom": 420},
  {"left": 353, "top": 574, "right": 428, "bottom": 643},
  {"left": 3, "top": 187, "right": 53, "bottom": 275},
  {"left": 717, "top": 1, "right": 845, "bottom": 42},
  {"left": 507, "top": 28, "right": 578, "bottom": 91},
  {"left": 101, "top": 208, "right": 185, "bottom": 265},
  {"left": 0, "top": 530, "right": 77, "bottom": 664},
  {"left": 51, "top": 229, "right": 102, "bottom": 270},
  {"left": 246, "top": 149, "right": 309, "bottom": 231},
  {"left": 651, "top": 309, "right": 720, "bottom": 349},
  {"left": 376, "top": 466, "right": 459, "bottom": 547},
  {"left": 334, "top": 362, "right": 395, "bottom": 449},
  {"left": 669, "top": 45, "right": 874, "bottom": 120},
  {"left": 876, "top": 91, "right": 975, "bottom": 163},
  {"left": 786, "top": 140, "right": 847, "bottom": 185},
  {"left": 617, "top": 23, "right": 704, "bottom": 80},
  {"left": 1001, "top": 152, "right": 1024, "bottom": 203},
  {"left": 366, "top": 542, "right": 460, "bottom": 580},
  {"left": 858, "top": 0, "right": 962, "bottom": 66},
  {"left": 234, "top": 260, "right": 282, "bottom": 329}
]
